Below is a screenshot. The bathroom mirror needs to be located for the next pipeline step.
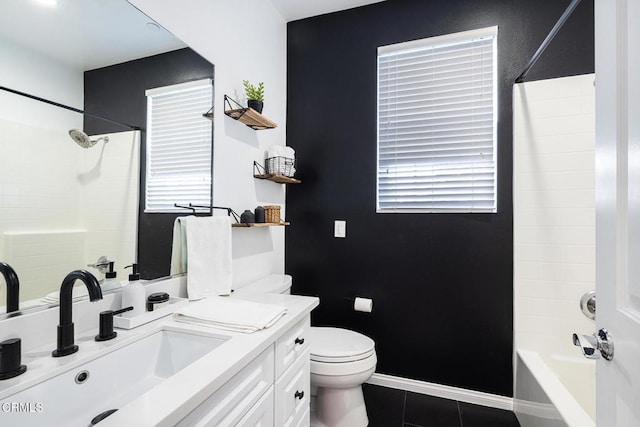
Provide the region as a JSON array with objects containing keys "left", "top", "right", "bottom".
[{"left": 0, "top": 0, "right": 212, "bottom": 316}]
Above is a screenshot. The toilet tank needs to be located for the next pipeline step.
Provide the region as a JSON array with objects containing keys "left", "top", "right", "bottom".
[{"left": 235, "top": 274, "right": 292, "bottom": 294}]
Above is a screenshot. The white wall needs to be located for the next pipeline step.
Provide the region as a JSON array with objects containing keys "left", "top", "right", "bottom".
[
  {"left": 513, "top": 74, "right": 596, "bottom": 357},
  {"left": 0, "top": 39, "right": 83, "bottom": 130},
  {"left": 0, "top": 126, "right": 139, "bottom": 304},
  {"left": 0, "top": 37, "right": 139, "bottom": 305},
  {"left": 129, "top": 0, "right": 288, "bottom": 285},
  {"left": 81, "top": 131, "right": 139, "bottom": 287},
  {"left": 0, "top": 41, "right": 84, "bottom": 303},
  {"left": 0, "top": 120, "right": 84, "bottom": 302}
]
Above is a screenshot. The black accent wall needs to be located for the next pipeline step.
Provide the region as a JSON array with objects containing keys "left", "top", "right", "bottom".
[
  {"left": 84, "top": 48, "right": 213, "bottom": 279},
  {"left": 286, "top": 0, "right": 594, "bottom": 397}
]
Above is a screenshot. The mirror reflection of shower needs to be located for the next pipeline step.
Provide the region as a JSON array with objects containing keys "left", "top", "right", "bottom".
[{"left": 68, "top": 129, "right": 109, "bottom": 149}]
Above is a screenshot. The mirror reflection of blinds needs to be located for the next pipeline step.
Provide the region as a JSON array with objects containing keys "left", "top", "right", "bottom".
[
  {"left": 377, "top": 27, "right": 497, "bottom": 213},
  {"left": 145, "top": 79, "right": 212, "bottom": 212}
]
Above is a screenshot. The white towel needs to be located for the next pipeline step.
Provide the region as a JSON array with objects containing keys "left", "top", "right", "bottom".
[
  {"left": 185, "top": 215, "right": 233, "bottom": 300},
  {"left": 173, "top": 296, "right": 287, "bottom": 333},
  {"left": 266, "top": 145, "right": 285, "bottom": 159},
  {"left": 170, "top": 216, "right": 189, "bottom": 275},
  {"left": 266, "top": 145, "right": 295, "bottom": 160},
  {"left": 283, "top": 146, "right": 295, "bottom": 159}
]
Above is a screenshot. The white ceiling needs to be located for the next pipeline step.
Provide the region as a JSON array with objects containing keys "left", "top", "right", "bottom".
[
  {"left": 0, "top": 0, "right": 185, "bottom": 71},
  {"left": 0, "top": 0, "right": 384, "bottom": 72},
  {"left": 270, "top": 0, "right": 385, "bottom": 21}
]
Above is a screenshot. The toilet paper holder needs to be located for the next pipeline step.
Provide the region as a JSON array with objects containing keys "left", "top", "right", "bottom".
[{"left": 345, "top": 296, "right": 373, "bottom": 313}]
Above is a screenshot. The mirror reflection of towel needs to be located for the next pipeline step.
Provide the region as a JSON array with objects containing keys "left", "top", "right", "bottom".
[
  {"left": 170, "top": 215, "right": 232, "bottom": 299},
  {"left": 170, "top": 217, "right": 189, "bottom": 275}
]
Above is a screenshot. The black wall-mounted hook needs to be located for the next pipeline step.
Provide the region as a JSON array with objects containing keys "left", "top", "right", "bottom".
[{"left": 173, "top": 203, "right": 241, "bottom": 223}]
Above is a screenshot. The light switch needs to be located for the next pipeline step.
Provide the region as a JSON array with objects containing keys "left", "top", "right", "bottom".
[{"left": 334, "top": 220, "right": 346, "bottom": 238}]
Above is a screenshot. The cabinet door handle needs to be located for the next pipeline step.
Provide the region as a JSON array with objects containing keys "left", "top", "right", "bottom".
[
  {"left": 294, "top": 337, "right": 305, "bottom": 345},
  {"left": 295, "top": 390, "right": 304, "bottom": 400}
]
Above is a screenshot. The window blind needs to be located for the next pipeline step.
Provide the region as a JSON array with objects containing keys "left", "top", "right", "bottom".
[
  {"left": 145, "top": 79, "right": 213, "bottom": 212},
  {"left": 377, "top": 27, "right": 497, "bottom": 213}
]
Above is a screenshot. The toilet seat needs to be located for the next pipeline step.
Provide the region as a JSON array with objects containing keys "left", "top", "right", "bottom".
[
  {"left": 309, "top": 327, "right": 375, "bottom": 363},
  {"left": 311, "top": 352, "right": 377, "bottom": 377},
  {"left": 235, "top": 274, "right": 292, "bottom": 294}
]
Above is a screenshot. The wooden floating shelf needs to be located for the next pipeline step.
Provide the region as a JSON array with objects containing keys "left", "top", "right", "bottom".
[
  {"left": 225, "top": 108, "right": 277, "bottom": 130},
  {"left": 223, "top": 95, "right": 277, "bottom": 130},
  {"left": 232, "top": 222, "right": 290, "bottom": 228},
  {"left": 254, "top": 173, "right": 301, "bottom": 184}
]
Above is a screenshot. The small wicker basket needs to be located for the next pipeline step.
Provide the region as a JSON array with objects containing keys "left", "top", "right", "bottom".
[{"left": 263, "top": 205, "right": 281, "bottom": 223}]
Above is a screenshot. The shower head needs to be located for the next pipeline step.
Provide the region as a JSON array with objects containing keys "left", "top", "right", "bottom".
[
  {"left": 68, "top": 129, "right": 94, "bottom": 148},
  {"left": 68, "top": 129, "right": 108, "bottom": 148}
]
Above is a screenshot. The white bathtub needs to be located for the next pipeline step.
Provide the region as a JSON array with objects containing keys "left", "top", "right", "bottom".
[{"left": 515, "top": 350, "right": 595, "bottom": 427}]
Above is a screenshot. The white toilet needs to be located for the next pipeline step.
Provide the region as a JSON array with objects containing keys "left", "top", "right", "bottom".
[{"left": 236, "top": 274, "right": 377, "bottom": 427}]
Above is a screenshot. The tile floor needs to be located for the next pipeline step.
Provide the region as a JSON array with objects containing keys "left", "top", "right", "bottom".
[{"left": 362, "top": 384, "right": 521, "bottom": 427}]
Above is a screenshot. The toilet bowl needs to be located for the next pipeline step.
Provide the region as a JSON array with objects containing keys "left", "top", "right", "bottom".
[
  {"left": 309, "top": 327, "right": 376, "bottom": 427},
  {"left": 237, "top": 275, "right": 377, "bottom": 427}
]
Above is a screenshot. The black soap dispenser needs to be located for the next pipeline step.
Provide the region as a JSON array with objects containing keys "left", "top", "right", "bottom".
[{"left": 101, "top": 262, "right": 120, "bottom": 291}]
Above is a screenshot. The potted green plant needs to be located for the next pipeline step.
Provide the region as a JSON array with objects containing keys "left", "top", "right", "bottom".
[{"left": 243, "top": 80, "right": 265, "bottom": 114}]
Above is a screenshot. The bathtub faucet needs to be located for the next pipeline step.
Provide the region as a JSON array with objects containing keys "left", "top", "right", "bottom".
[{"left": 572, "top": 328, "right": 614, "bottom": 361}]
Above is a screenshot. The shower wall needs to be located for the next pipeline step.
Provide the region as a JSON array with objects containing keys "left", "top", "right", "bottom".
[
  {"left": 513, "top": 74, "right": 596, "bottom": 360},
  {"left": 79, "top": 131, "right": 139, "bottom": 291},
  {"left": 0, "top": 38, "right": 138, "bottom": 305},
  {"left": 0, "top": 124, "right": 138, "bottom": 304},
  {"left": 0, "top": 120, "right": 84, "bottom": 302}
]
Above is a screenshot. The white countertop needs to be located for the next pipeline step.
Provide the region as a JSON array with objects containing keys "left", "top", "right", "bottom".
[{"left": 0, "top": 290, "right": 318, "bottom": 426}]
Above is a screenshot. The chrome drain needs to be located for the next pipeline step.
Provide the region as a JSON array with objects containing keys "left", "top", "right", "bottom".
[{"left": 74, "top": 370, "right": 89, "bottom": 384}]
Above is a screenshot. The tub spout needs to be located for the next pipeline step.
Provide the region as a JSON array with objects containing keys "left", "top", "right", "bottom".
[
  {"left": 572, "top": 328, "right": 614, "bottom": 361},
  {"left": 572, "top": 333, "right": 599, "bottom": 359}
]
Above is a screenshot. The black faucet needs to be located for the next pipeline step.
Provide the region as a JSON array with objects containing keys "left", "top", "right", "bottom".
[
  {"left": 95, "top": 306, "right": 133, "bottom": 342},
  {"left": 0, "top": 338, "right": 26, "bottom": 380},
  {"left": 0, "top": 262, "right": 19, "bottom": 313},
  {"left": 52, "top": 270, "right": 103, "bottom": 357}
]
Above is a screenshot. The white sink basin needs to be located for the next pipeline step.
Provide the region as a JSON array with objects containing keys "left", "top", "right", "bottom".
[{"left": 0, "top": 327, "right": 227, "bottom": 426}]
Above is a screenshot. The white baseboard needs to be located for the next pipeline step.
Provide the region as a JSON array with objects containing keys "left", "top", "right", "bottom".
[{"left": 366, "top": 373, "right": 514, "bottom": 411}]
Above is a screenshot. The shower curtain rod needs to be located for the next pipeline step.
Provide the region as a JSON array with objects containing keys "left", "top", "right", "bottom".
[
  {"left": 0, "top": 85, "right": 142, "bottom": 131},
  {"left": 515, "top": 0, "right": 582, "bottom": 83}
]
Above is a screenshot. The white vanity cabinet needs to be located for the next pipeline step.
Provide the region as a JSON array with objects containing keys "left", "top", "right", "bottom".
[
  {"left": 237, "top": 387, "right": 275, "bottom": 426},
  {"left": 177, "top": 315, "right": 311, "bottom": 426},
  {"left": 275, "top": 348, "right": 310, "bottom": 426},
  {"left": 176, "top": 347, "right": 275, "bottom": 426},
  {"left": 274, "top": 317, "right": 311, "bottom": 426}
]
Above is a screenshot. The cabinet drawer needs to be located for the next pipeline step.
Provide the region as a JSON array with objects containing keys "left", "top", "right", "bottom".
[
  {"left": 237, "top": 386, "right": 274, "bottom": 427},
  {"left": 275, "top": 348, "right": 310, "bottom": 427},
  {"left": 177, "top": 346, "right": 274, "bottom": 427},
  {"left": 295, "top": 408, "right": 310, "bottom": 427},
  {"left": 275, "top": 316, "right": 309, "bottom": 378}
]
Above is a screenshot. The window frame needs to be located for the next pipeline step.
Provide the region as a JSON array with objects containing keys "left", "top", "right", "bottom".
[
  {"left": 376, "top": 26, "right": 498, "bottom": 214},
  {"left": 144, "top": 78, "right": 213, "bottom": 213}
]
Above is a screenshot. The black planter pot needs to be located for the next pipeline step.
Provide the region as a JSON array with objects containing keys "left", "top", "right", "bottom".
[{"left": 247, "top": 99, "right": 263, "bottom": 114}]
